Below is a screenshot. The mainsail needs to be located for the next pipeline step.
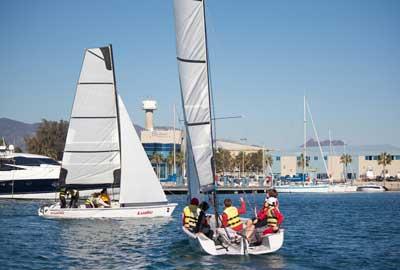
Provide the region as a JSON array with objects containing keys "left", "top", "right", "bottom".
[
  {"left": 62, "top": 46, "right": 120, "bottom": 187},
  {"left": 173, "top": 0, "right": 214, "bottom": 194}
]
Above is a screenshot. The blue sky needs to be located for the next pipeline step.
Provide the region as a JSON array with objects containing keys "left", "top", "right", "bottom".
[{"left": 1, "top": 0, "right": 399, "bottom": 149}]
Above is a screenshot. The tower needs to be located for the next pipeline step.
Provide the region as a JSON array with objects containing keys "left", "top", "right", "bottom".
[{"left": 142, "top": 100, "right": 157, "bottom": 131}]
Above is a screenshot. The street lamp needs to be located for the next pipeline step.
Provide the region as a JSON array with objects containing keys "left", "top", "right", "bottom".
[{"left": 240, "top": 138, "right": 247, "bottom": 178}]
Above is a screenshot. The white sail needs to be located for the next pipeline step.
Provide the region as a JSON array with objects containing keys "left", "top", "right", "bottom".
[
  {"left": 118, "top": 96, "right": 168, "bottom": 205},
  {"left": 185, "top": 130, "right": 200, "bottom": 199},
  {"left": 173, "top": 0, "right": 214, "bottom": 193},
  {"left": 63, "top": 46, "right": 120, "bottom": 186}
]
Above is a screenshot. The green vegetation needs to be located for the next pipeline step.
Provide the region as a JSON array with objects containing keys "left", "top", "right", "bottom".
[
  {"left": 378, "top": 152, "right": 392, "bottom": 177},
  {"left": 340, "top": 154, "right": 352, "bottom": 181},
  {"left": 297, "top": 153, "right": 309, "bottom": 173},
  {"left": 151, "top": 152, "right": 164, "bottom": 178},
  {"left": 24, "top": 119, "right": 68, "bottom": 160}
]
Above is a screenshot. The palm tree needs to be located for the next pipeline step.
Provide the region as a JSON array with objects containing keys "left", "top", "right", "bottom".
[
  {"left": 151, "top": 153, "right": 164, "bottom": 178},
  {"left": 340, "top": 154, "right": 352, "bottom": 182},
  {"left": 378, "top": 152, "right": 392, "bottom": 179},
  {"left": 297, "top": 153, "right": 309, "bottom": 174},
  {"left": 166, "top": 152, "right": 174, "bottom": 176}
]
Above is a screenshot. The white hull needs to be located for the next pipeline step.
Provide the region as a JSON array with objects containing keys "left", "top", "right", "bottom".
[
  {"left": 328, "top": 184, "right": 358, "bottom": 193},
  {"left": 357, "top": 185, "right": 386, "bottom": 192},
  {"left": 275, "top": 184, "right": 330, "bottom": 193},
  {"left": 0, "top": 188, "right": 120, "bottom": 200},
  {"left": 183, "top": 216, "right": 284, "bottom": 256},
  {"left": 38, "top": 202, "right": 177, "bottom": 219}
]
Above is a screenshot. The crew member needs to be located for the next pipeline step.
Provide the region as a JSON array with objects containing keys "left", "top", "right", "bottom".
[
  {"left": 182, "top": 197, "right": 200, "bottom": 232},
  {"left": 261, "top": 197, "right": 284, "bottom": 235},
  {"left": 195, "top": 201, "right": 213, "bottom": 239},
  {"left": 100, "top": 188, "right": 111, "bottom": 205},
  {"left": 68, "top": 189, "right": 79, "bottom": 208},
  {"left": 221, "top": 197, "right": 246, "bottom": 233},
  {"left": 59, "top": 187, "right": 67, "bottom": 208}
]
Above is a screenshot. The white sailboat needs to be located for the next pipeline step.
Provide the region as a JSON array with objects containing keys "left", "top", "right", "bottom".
[
  {"left": 275, "top": 96, "right": 330, "bottom": 193},
  {"left": 39, "top": 45, "right": 177, "bottom": 218},
  {"left": 173, "top": 0, "right": 283, "bottom": 255}
]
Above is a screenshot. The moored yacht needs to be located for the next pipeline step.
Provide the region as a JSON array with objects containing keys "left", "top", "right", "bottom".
[
  {"left": 0, "top": 145, "right": 61, "bottom": 199},
  {"left": 356, "top": 184, "right": 386, "bottom": 192}
]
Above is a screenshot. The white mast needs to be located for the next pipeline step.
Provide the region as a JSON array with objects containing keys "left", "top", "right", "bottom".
[
  {"left": 303, "top": 95, "right": 307, "bottom": 183},
  {"left": 306, "top": 100, "right": 331, "bottom": 183},
  {"left": 173, "top": 104, "right": 176, "bottom": 175}
]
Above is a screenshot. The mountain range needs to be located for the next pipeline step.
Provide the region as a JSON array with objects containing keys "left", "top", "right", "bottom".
[
  {"left": 0, "top": 118, "right": 144, "bottom": 151},
  {"left": 300, "top": 138, "right": 344, "bottom": 147}
]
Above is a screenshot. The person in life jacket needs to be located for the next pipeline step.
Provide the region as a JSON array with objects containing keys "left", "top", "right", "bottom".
[
  {"left": 221, "top": 197, "right": 246, "bottom": 233},
  {"left": 266, "top": 188, "right": 279, "bottom": 209},
  {"left": 100, "top": 188, "right": 111, "bottom": 205},
  {"left": 182, "top": 197, "right": 200, "bottom": 232},
  {"left": 59, "top": 187, "right": 67, "bottom": 208},
  {"left": 85, "top": 192, "right": 99, "bottom": 208},
  {"left": 246, "top": 197, "right": 284, "bottom": 242}
]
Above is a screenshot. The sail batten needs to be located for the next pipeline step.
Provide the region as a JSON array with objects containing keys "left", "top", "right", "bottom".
[{"left": 174, "top": 0, "right": 214, "bottom": 194}]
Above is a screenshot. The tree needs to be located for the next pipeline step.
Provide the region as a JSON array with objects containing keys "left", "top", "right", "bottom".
[
  {"left": 151, "top": 152, "right": 164, "bottom": 178},
  {"left": 24, "top": 119, "right": 69, "bottom": 160},
  {"left": 378, "top": 152, "right": 392, "bottom": 178},
  {"left": 175, "top": 151, "right": 184, "bottom": 176},
  {"left": 166, "top": 152, "right": 174, "bottom": 175},
  {"left": 297, "top": 153, "right": 309, "bottom": 173},
  {"left": 340, "top": 154, "right": 352, "bottom": 181},
  {"left": 215, "top": 148, "right": 233, "bottom": 175}
]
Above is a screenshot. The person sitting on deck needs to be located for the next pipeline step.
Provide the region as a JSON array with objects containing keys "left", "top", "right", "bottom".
[
  {"left": 85, "top": 193, "right": 98, "bottom": 208},
  {"left": 67, "top": 189, "right": 79, "bottom": 208},
  {"left": 182, "top": 197, "right": 200, "bottom": 232},
  {"left": 100, "top": 188, "right": 111, "bottom": 206},
  {"left": 59, "top": 187, "right": 67, "bottom": 208},
  {"left": 220, "top": 197, "right": 246, "bottom": 237},
  {"left": 195, "top": 201, "right": 214, "bottom": 239},
  {"left": 246, "top": 197, "right": 284, "bottom": 243},
  {"left": 266, "top": 188, "right": 279, "bottom": 209}
]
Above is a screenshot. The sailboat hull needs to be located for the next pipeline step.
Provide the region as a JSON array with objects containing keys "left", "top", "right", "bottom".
[
  {"left": 182, "top": 216, "right": 284, "bottom": 256},
  {"left": 38, "top": 203, "right": 177, "bottom": 219}
]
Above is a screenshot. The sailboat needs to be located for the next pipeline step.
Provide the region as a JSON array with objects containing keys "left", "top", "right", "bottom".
[
  {"left": 173, "top": 0, "right": 283, "bottom": 255},
  {"left": 38, "top": 45, "right": 177, "bottom": 218},
  {"left": 274, "top": 96, "right": 330, "bottom": 193}
]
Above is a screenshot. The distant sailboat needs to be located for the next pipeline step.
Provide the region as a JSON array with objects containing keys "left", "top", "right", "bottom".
[
  {"left": 275, "top": 96, "right": 330, "bottom": 193},
  {"left": 39, "top": 45, "right": 177, "bottom": 218},
  {"left": 173, "top": 0, "right": 283, "bottom": 255}
]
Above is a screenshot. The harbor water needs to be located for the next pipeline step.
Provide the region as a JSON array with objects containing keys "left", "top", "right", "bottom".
[{"left": 1, "top": 193, "right": 399, "bottom": 269}]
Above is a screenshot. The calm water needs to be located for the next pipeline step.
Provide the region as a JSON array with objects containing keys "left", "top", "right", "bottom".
[{"left": 1, "top": 193, "right": 399, "bottom": 270}]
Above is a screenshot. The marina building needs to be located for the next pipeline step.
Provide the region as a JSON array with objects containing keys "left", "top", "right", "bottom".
[
  {"left": 271, "top": 145, "right": 400, "bottom": 181},
  {"left": 140, "top": 100, "right": 183, "bottom": 182}
]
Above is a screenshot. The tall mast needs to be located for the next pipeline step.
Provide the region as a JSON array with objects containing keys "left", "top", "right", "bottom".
[
  {"left": 303, "top": 95, "right": 307, "bottom": 183},
  {"left": 110, "top": 44, "right": 122, "bottom": 193},
  {"left": 173, "top": 104, "right": 176, "bottom": 175},
  {"left": 201, "top": 0, "right": 219, "bottom": 226}
]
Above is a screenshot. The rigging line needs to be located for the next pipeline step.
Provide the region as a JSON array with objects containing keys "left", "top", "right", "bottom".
[{"left": 306, "top": 100, "right": 330, "bottom": 182}]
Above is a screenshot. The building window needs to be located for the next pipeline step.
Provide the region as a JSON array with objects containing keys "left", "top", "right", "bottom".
[
  {"left": 365, "top": 156, "right": 373, "bottom": 161},
  {"left": 276, "top": 156, "right": 280, "bottom": 161},
  {"left": 373, "top": 156, "right": 378, "bottom": 160},
  {"left": 314, "top": 156, "right": 318, "bottom": 161},
  {"left": 324, "top": 156, "right": 327, "bottom": 161}
]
